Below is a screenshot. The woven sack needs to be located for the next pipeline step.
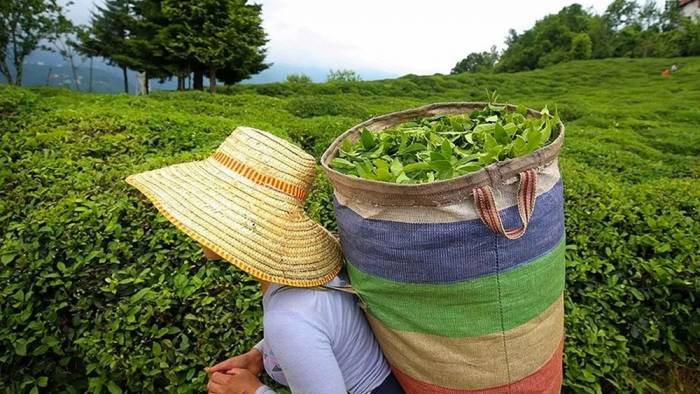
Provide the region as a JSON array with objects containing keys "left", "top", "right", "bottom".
[{"left": 321, "top": 103, "right": 566, "bottom": 394}]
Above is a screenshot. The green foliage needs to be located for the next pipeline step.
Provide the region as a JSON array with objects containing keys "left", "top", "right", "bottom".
[
  {"left": 451, "top": 46, "right": 500, "bottom": 74},
  {"left": 677, "top": 17, "right": 700, "bottom": 57},
  {"left": 162, "top": 0, "right": 268, "bottom": 92},
  {"left": 305, "top": 170, "right": 338, "bottom": 233},
  {"left": 77, "top": 0, "right": 269, "bottom": 93},
  {"left": 0, "top": 0, "right": 72, "bottom": 85},
  {"left": 563, "top": 165, "right": 700, "bottom": 394},
  {"left": 1, "top": 57, "right": 699, "bottom": 392},
  {"left": 604, "top": 0, "right": 640, "bottom": 30},
  {"left": 0, "top": 84, "right": 37, "bottom": 117},
  {"left": 0, "top": 91, "right": 274, "bottom": 393},
  {"left": 571, "top": 33, "right": 593, "bottom": 60},
  {"left": 496, "top": 1, "right": 700, "bottom": 72},
  {"left": 330, "top": 102, "right": 558, "bottom": 183},
  {"left": 77, "top": 0, "right": 132, "bottom": 68},
  {"left": 76, "top": 0, "right": 152, "bottom": 93},
  {"left": 285, "top": 73, "right": 312, "bottom": 84},
  {"left": 326, "top": 69, "right": 362, "bottom": 82},
  {"left": 285, "top": 95, "right": 369, "bottom": 119}
]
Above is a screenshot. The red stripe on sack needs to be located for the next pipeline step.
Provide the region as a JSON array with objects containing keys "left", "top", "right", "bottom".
[
  {"left": 505, "top": 228, "right": 523, "bottom": 237},
  {"left": 482, "top": 187, "right": 497, "bottom": 228},
  {"left": 474, "top": 169, "right": 539, "bottom": 240},
  {"left": 519, "top": 171, "right": 529, "bottom": 220},
  {"left": 522, "top": 170, "right": 535, "bottom": 220},
  {"left": 529, "top": 170, "right": 537, "bottom": 217},
  {"left": 212, "top": 150, "right": 307, "bottom": 200},
  {"left": 516, "top": 171, "right": 528, "bottom": 224},
  {"left": 476, "top": 186, "right": 507, "bottom": 236},
  {"left": 473, "top": 188, "right": 487, "bottom": 226},
  {"left": 505, "top": 229, "right": 524, "bottom": 238},
  {"left": 477, "top": 187, "right": 498, "bottom": 234},
  {"left": 485, "top": 188, "right": 503, "bottom": 235},
  {"left": 474, "top": 188, "right": 486, "bottom": 225},
  {"left": 527, "top": 170, "right": 537, "bottom": 218},
  {"left": 393, "top": 339, "right": 564, "bottom": 394},
  {"left": 505, "top": 170, "right": 535, "bottom": 239}
]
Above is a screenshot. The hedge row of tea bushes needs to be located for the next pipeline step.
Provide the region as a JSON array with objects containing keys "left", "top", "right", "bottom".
[{"left": 1, "top": 57, "right": 699, "bottom": 393}]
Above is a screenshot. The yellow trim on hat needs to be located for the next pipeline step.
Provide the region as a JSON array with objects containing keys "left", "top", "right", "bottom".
[{"left": 212, "top": 150, "right": 308, "bottom": 200}]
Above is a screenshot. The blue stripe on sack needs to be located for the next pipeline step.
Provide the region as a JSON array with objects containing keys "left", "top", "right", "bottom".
[{"left": 334, "top": 180, "right": 564, "bottom": 284}]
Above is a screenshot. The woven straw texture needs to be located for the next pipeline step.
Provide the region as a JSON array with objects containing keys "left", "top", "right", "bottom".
[
  {"left": 322, "top": 103, "right": 565, "bottom": 393},
  {"left": 126, "top": 127, "right": 342, "bottom": 287}
]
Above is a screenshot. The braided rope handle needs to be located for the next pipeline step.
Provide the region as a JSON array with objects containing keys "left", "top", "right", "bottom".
[{"left": 473, "top": 169, "right": 538, "bottom": 240}]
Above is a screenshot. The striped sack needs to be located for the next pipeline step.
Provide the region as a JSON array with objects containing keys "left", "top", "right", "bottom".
[{"left": 321, "top": 103, "right": 566, "bottom": 394}]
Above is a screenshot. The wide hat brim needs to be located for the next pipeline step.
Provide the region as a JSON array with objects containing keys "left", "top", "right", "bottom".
[{"left": 126, "top": 156, "right": 343, "bottom": 287}]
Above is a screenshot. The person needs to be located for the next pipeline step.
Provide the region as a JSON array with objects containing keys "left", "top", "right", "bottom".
[
  {"left": 126, "top": 127, "right": 404, "bottom": 394},
  {"left": 203, "top": 245, "right": 403, "bottom": 394}
]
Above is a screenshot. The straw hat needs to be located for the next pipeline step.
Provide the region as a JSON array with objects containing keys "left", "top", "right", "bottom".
[{"left": 126, "top": 127, "right": 343, "bottom": 287}]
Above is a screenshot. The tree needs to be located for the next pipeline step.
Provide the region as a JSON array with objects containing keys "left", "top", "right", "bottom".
[
  {"left": 0, "top": 0, "right": 71, "bottom": 85},
  {"left": 129, "top": 0, "right": 177, "bottom": 94},
  {"left": 71, "top": 25, "right": 100, "bottom": 91},
  {"left": 286, "top": 73, "right": 312, "bottom": 84},
  {"left": 604, "top": 0, "right": 639, "bottom": 30},
  {"left": 451, "top": 46, "right": 499, "bottom": 74},
  {"left": 54, "top": 32, "right": 82, "bottom": 91},
  {"left": 162, "top": 0, "right": 269, "bottom": 93},
  {"left": 77, "top": 0, "right": 136, "bottom": 93},
  {"left": 659, "top": 0, "right": 682, "bottom": 31},
  {"left": 156, "top": 5, "right": 192, "bottom": 91},
  {"left": 588, "top": 15, "right": 615, "bottom": 58},
  {"left": 459, "top": 0, "right": 700, "bottom": 74},
  {"left": 636, "top": 0, "right": 660, "bottom": 30},
  {"left": 675, "top": 16, "right": 700, "bottom": 56},
  {"left": 497, "top": 4, "right": 593, "bottom": 72},
  {"left": 327, "top": 69, "right": 362, "bottom": 82},
  {"left": 571, "top": 33, "right": 593, "bottom": 60}
]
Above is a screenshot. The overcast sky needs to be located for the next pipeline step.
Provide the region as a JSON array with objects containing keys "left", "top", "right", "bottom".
[{"left": 60, "top": 0, "right": 663, "bottom": 75}]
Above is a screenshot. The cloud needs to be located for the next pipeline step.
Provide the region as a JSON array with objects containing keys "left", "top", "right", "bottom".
[
  {"left": 62, "top": 0, "right": 664, "bottom": 75},
  {"left": 257, "top": 0, "right": 626, "bottom": 75}
]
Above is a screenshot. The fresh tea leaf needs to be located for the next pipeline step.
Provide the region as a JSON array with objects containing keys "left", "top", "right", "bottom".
[
  {"left": 360, "top": 128, "right": 376, "bottom": 150},
  {"left": 330, "top": 102, "right": 557, "bottom": 184}
]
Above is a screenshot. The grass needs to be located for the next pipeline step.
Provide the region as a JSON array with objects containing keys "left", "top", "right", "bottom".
[{"left": 0, "top": 57, "right": 698, "bottom": 393}]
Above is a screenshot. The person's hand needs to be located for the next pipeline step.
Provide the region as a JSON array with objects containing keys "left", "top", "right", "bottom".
[
  {"left": 206, "top": 349, "right": 264, "bottom": 377},
  {"left": 207, "top": 370, "right": 263, "bottom": 394}
]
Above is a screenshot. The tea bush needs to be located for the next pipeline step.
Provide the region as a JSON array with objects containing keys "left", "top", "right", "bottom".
[
  {"left": 0, "top": 86, "right": 36, "bottom": 118},
  {"left": 1, "top": 57, "right": 699, "bottom": 393},
  {"left": 285, "top": 95, "right": 369, "bottom": 119}
]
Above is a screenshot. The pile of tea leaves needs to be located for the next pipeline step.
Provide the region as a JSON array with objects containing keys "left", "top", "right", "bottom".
[{"left": 330, "top": 103, "right": 559, "bottom": 184}]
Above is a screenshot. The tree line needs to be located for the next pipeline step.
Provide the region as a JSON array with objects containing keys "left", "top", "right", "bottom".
[
  {"left": 452, "top": 0, "right": 700, "bottom": 74},
  {"left": 1, "top": 0, "right": 72, "bottom": 87},
  {"left": 1, "top": 0, "right": 268, "bottom": 93}
]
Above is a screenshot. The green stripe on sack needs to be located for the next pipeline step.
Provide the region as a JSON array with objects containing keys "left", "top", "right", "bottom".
[{"left": 347, "top": 239, "right": 566, "bottom": 337}]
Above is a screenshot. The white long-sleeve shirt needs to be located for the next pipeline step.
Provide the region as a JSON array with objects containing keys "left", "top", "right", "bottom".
[{"left": 254, "top": 275, "right": 390, "bottom": 394}]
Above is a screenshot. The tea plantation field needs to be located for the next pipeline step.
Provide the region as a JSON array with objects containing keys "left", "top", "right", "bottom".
[{"left": 1, "top": 57, "right": 699, "bottom": 393}]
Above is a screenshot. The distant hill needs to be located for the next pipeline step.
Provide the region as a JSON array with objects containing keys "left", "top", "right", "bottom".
[
  {"left": 1, "top": 49, "right": 397, "bottom": 93},
  {"left": 245, "top": 62, "right": 396, "bottom": 83},
  {"left": 1, "top": 50, "right": 177, "bottom": 93}
]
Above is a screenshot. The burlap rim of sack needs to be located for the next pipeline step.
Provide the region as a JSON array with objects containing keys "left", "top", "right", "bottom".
[{"left": 320, "top": 102, "right": 565, "bottom": 207}]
